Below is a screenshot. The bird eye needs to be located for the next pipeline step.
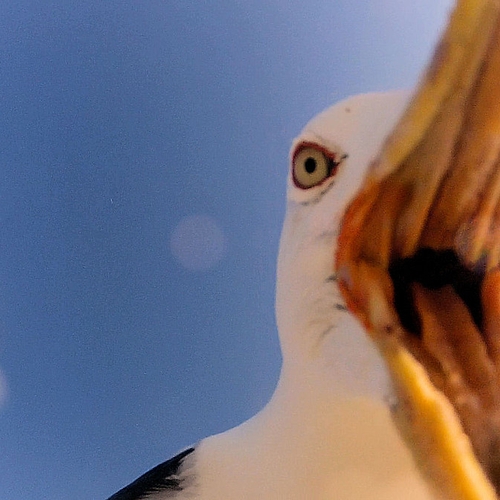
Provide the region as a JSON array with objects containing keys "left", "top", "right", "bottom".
[{"left": 292, "top": 146, "right": 338, "bottom": 189}]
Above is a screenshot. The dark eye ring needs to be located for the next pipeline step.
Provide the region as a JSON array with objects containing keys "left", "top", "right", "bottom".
[{"left": 292, "top": 145, "right": 341, "bottom": 189}]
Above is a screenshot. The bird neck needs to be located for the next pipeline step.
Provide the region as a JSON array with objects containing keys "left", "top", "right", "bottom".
[
  {"left": 197, "top": 365, "right": 432, "bottom": 499},
  {"left": 254, "top": 366, "right": 406, "bottom": 483}
]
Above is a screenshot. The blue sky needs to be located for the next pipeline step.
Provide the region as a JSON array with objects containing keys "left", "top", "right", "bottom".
[{"left": 0, "top": 1, "right": 452, "bottom": 498}]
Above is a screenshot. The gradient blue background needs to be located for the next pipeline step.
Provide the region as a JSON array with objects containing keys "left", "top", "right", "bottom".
[{"left": 0, "top": 2, "right": 452, "bottom": 498}]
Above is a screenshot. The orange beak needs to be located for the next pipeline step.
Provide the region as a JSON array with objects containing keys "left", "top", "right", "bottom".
[{"left": 336, "top": 1, "right": 500, "bottom": 498}]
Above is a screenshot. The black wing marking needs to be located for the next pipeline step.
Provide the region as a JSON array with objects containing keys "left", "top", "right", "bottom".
[{"left": 107, "top": 447, "right": 196, "bottom": 500}]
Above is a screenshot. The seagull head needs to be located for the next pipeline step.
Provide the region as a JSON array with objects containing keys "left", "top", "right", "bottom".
[
  {"left": 276, "top": 91, "right": 409, "bottom": 399},
  {"left": 278, "top": 1, "right": 500, "bottom": 498}
]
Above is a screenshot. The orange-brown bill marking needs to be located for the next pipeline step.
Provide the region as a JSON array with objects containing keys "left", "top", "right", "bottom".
[{"left": 337, "top": 0, "right": 500, "bottom": 498}]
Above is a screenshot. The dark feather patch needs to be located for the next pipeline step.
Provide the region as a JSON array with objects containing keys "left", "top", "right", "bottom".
[{"left": 107, "top": 447, "right": 196, "bottom": 500}]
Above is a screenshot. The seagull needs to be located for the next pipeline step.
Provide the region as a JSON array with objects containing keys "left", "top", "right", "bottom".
[
  {"left": 108, "top": 91, "right": 432, "bottom": 500},
  {"left": 107, "top": 1, "right": 500, "bottom": 498}
]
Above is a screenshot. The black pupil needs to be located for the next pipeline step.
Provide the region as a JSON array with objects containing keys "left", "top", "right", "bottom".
[{"left": 305, "top": 157, "right": 317, "bottom": 174}]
